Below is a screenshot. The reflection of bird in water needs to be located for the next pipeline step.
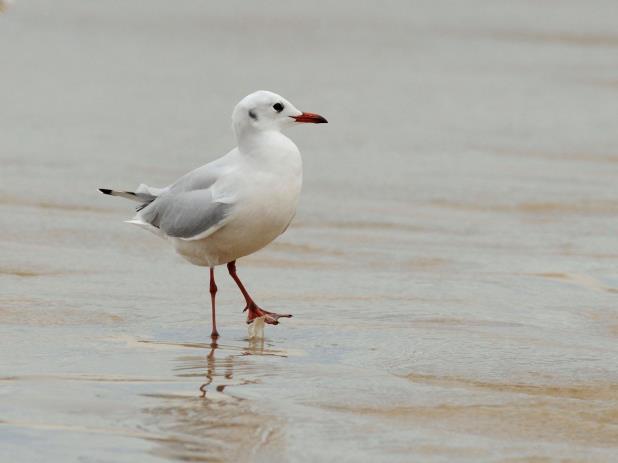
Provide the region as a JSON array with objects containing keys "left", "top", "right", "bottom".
[
  {"left": 144, "top": 339, "right": 284, "bottom": 462},
  {"left": 99, "top": 91, "right": 327, "bottom": 338},
  {"left": 144, "top": 341, "right": 287, "bottom": 462},
  {"left": 199, "top": 340, "right": 232, "bottom": 397},
  {"left": 196, "top": 338, "right": 283, "bottom": 398}
]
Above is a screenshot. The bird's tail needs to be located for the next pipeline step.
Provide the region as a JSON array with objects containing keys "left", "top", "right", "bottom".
[
  {"left": 98, "top": 188, "right": 144, "bottom": 202},
  {"left": 98, "top": 186, "right": 157, "bottom": 211}
]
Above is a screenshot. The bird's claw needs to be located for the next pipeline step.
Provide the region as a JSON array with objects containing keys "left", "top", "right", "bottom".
[{"left": 244, "top": 302, "right": 292, "bottom": 325}]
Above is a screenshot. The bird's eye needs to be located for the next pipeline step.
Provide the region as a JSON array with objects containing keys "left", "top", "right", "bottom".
[{"left": 273, "top": 103, "right": 284, "bottom": 113}]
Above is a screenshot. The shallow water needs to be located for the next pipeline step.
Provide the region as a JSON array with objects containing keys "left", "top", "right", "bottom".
[{"left": 1, "top": 1, "right": 618, "bottom": 461}]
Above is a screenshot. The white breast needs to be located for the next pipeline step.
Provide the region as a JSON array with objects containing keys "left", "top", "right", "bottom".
[{"left": 172, "top": 131, "right": 303, "bottom": 267}]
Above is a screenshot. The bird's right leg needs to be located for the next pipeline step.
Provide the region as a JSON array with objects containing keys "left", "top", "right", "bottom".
[
  {"left": 226, "top": 260, "right": 292, "bottom": 325},
  {"left": 209, "top": 267, "right": 220, "bottom": 338}
]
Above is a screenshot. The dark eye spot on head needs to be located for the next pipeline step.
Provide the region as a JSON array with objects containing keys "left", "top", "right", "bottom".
[
  {"left": 248, "top": 110, "right": 257, "bottom": 120},
  {"left": 273, "top": 103, "right": 284, "bottom": 113}
]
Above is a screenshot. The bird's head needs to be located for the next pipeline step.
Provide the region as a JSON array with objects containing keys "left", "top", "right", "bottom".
[{"left": 232, "top": 90, "right": 327, "bottom": 139}]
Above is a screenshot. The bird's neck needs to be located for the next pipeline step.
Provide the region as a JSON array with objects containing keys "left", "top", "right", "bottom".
[{"left": 237, "top": 129, "right": 297, "bottom": 158}]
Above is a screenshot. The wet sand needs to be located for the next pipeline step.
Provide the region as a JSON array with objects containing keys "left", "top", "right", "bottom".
[{"left": 1, "top": 1, "right": 618, "bottom": 462}]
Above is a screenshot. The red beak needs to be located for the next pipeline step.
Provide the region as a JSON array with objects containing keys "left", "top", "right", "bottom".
[{"left": 292, "top": 112, "right": 328, "bottom": 124}]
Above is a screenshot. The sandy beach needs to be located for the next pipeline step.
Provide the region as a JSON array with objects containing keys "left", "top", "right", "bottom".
[{"left": 1, "top": 1, "right": 618, "bottom": 461}]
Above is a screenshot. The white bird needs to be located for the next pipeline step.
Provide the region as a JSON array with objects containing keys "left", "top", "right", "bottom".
[{"left": 100, "top": 90, "right": 327, "bottom": 338}]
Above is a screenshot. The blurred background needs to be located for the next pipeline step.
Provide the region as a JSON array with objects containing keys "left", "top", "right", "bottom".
[{"left": 1, "top": 1, "right": 617, "bottom": 462}]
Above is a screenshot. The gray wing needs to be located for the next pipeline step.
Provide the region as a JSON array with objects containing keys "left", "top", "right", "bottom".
[{"left": 139, "top": 188, "right": 231, "bottom": 239}]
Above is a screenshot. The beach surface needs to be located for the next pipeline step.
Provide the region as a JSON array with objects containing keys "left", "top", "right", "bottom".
[{"left": 1, "top": 1, "right": 618, "bottom": 461}]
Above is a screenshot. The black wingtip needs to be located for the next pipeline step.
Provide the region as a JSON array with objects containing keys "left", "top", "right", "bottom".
[{"left": 99, "top": 188, "right": 112, "bottom": 195}]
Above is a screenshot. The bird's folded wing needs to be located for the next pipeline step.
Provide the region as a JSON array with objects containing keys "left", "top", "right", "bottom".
[{"left": 138, "top": 188, "right": 233, "bottom": 240}]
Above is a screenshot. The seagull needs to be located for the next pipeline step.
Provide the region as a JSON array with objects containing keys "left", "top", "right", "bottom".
[{"left": 99, "top": 90, "right": 327, "bottom": 338}]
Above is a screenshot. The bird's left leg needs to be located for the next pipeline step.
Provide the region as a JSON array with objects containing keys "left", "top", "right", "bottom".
[
  {"left": 209, "top": 267, "right": 220, "bottom": 338},
  {"left": 226, "top": 260, "right": 292, "bottom": 325}
]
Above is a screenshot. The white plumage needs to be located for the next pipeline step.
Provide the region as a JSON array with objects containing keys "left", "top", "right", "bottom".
[{"left": 100, "top": 90, "right": 327, "bottom": 337}]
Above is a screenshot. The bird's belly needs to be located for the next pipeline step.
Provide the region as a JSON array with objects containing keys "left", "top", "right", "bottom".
[{"left": 172, "top": 190, "right": 298, "bottom": 267}]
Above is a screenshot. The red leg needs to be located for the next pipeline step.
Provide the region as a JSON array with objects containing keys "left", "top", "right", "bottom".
[
  {"left": 226, "top": 260, "right": 292, "bottom": 325},
  {"left": 209, "top": 267, "right": 219, "bottom": 338}
]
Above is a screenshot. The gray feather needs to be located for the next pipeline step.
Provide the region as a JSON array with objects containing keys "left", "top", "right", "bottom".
[
  {"left": 99, "top": 188, "right": 156, "bottom": 204},
  {"left": 139, "top": 189, "right": 231, "bottom": 239}
]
